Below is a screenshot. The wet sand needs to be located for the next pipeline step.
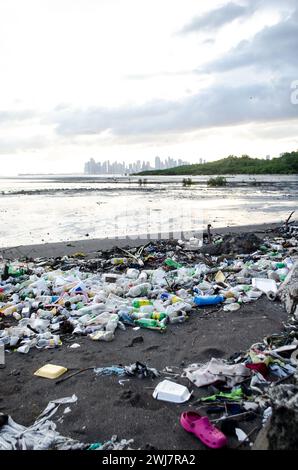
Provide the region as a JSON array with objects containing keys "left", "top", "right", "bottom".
[{"left": 0, "top": 222, "right": 281, "bottom": 260}]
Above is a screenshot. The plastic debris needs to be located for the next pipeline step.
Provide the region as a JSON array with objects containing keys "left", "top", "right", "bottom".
[{"left": 153, "top": 380, "right": 191, "bottom": 403}]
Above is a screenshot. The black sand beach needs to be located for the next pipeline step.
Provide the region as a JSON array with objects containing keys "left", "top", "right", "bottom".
[{"left": 0, "top": 222, "right": 293, "bottom": 450}]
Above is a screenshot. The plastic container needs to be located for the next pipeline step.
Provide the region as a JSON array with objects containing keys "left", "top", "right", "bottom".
[
  {"left": 252, "top": 278, "right": 278, "bottom": 294},
  {"left": 153, "top": 380, "right": 191, "bottom": 403},
  {"left": 193, "top": 295, "right": 225, "bottom": 306}
]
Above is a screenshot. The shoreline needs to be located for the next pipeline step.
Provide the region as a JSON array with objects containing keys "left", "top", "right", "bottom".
[{"left": 0, "top": 221, "right": 282, "bottom": 260}]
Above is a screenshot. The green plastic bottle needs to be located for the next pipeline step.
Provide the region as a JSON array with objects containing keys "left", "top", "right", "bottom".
[
  {"left": 150, "top": 312, "right": 167, "bottom": 321},
  {"left": 164, "top": 259, "right": 182, "bottom": 269},
  {"left": 135, "top": 318, "right": 167, "bottom": 331},
  {"left": 132, "top": 299, "right": 153, "bottom": 308},
  {"left": 8, "top": 266, "right": 26, "bottom": 277}
]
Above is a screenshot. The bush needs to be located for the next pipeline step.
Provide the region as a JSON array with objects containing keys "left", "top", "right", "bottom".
[
  {"left": 182, "top": 178, "right": 193, "bottom": 187},
  {"left": 207, "top": 176, "right": 227, "bottom": 187}
]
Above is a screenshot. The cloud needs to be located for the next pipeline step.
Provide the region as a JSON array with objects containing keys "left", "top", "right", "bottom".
[
  {"left": 179, "top": 2, "right": 250, "bottom": 34},
  {"left": 200, "top": 7, "right": 298, "bottom": 72},
  {"left": 0, "top": 135, "right": 49, "bottom": 154},
  {"left": 50, "top": 74, "right": 298, "bottom": 139},
  {"left": 178, "top": 0, "right": 296, "bottom": 35},
  {"left": 0, "top": 109, "right": 36, "bottom": 124}
]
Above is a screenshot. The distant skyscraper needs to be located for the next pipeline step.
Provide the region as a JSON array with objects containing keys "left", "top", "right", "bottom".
[
  {"left": 266, "top": 155, "right": 271, "bottom": 160},
  {"left": 83, "top": 156, "right": 191, "bottom": 174},
  {"left": 155, "top": 156, "right": 161, "bottom": 170}
]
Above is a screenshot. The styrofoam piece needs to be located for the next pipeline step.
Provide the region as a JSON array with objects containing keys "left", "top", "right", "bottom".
[
  {"left": 152, "top": 379, "right": 191, "bottom": 403},
  {"left": 34, "top": 364, "right": 68, "bottom": 379},
  {"left": 252, "top": 278, "right": 278, "bottom": 294}
]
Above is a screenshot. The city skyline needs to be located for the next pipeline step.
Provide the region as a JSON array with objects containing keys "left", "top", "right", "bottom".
[{"left": 84, "top": 156, "right": 192, "bottom": 175}]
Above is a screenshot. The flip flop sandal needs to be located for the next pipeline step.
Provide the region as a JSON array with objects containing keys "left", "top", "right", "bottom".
[{"left": 180, "top": 411, "right": 227, "bottom": 449}]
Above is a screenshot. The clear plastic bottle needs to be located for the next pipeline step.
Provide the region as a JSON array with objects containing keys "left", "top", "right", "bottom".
[{"left": 127, "top": 283, "right": 151, "bottom": 297}]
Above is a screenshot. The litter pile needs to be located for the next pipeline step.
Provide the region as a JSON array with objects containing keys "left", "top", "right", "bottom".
[
  {"left": 0, "top": 395, "right": 133, "bottom": 450},
  {"left": 0, "top": 229, "right": 297, "bottom": 354},
  {"left": 1, "top": 222, "right": 298, "bottom": 450}
]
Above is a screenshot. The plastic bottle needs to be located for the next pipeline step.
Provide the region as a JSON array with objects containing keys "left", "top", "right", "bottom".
[
  {"left": 193, "top": 295, "right": 225, "bottom": 306},
  {"left": 132, "top": 299, "right": 152, "bottom": 308},
  {"left": 74, "top": 303, "right": 105, "bottom": 316},
  {"left": 135, "top": 318, "right": 167, "bottom": 330},
  {"left": 2, "top": 305, "right": 17, "bottom": 316},
  {"left": 150, "top": 312, "right": 167, "bottom": 321},
  {"left": 8, "top": 266, "right": 27, "bottom": 277},
  {"left": 126, "top": 268, "right": 139, "bottom": 279},
  {"left": 127, "top": 283, "right": 151, "bottom": 297},
  {"left": 35, "top": 295, "right": 59, "bottom": 304},
  {"left": 164, "top": 259, "right": 182, "bottom": 269},
  {"left": 276, "top": 268, "right": 289, "bottom": 281},
  {"left": 169, "top": 314, "right": 187, "bottom": 324},
  {"left": 105, "top": 314, "right": 119, "bottom": 334},
  {"left": 36, "top": 336, "right": 61, "bottom": 349},
  {"left": 139, "top": 305, "right": 154, "bottom": 313},
  {"left": 111, "top": 258, "right": 128, "bottom": 265},
  {"left": 165, "top": 301, "right": 192, "bottom": 316},
  {"left": 131, "top": 311, "right": 151, "bottom": 320},
  {"left": 272, "top": 262, "right": 286, "bottom": 269}
]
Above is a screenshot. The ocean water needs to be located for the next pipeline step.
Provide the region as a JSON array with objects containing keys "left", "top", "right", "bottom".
[{"left": 0, "top": 175, "right": 297, "bottom": 247}]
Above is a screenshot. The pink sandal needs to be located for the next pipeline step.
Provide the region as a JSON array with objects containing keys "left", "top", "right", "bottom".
[{"left": 180, "top": 411, "right": 227, "bottom": 449}]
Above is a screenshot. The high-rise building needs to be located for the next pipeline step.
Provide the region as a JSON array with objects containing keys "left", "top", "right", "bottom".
[{"left": 84, "top": 156, "right": 191, "bottom": 174}]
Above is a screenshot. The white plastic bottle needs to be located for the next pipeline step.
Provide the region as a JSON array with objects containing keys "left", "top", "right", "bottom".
[{"left": 127, "top": 283, "right": 151, "bottom": 297}]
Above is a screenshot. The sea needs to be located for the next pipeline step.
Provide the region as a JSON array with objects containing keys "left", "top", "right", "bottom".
[{"left": 0, "top": 174, "right": 297, "bottom": 248}]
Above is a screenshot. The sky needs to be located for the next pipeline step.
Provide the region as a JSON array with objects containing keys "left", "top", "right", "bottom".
[{"left": 0, "top": 0, "right": 298, "bottom": 174}]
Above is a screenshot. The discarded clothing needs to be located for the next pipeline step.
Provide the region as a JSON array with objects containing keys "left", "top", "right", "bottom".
[
  {"left": 184, "top": 358, "right": 251, "bottom": 388},
  {"left": 200, "top": 387, "right": 244, "bottom": 402},
  {"left": 246, "top": 362, "right": 269, "bottom": 378}
]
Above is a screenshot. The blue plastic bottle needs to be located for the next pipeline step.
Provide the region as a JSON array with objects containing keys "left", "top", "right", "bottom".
[{"left": 193, "top": 295, "right": 225, "bottom": 306}]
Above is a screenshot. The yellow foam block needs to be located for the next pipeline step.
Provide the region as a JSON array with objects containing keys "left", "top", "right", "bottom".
[{"left": 34, "top": 364, "right": 68, "bottom": 379}]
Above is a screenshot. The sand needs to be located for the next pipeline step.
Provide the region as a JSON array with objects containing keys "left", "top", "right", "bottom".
[{"left": 0, "top": 222, "right": 291, "bottom": 450}]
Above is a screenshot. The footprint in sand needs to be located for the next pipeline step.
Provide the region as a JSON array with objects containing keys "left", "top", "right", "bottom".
[{"left": 197, "top": 347, "right": 225, "bottom": 358}]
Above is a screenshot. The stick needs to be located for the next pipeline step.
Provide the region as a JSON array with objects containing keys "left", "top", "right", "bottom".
[
  {"left": 207, "top": 224, "right": 212, "bottom": 244},
  {"left": 55, "top": 367, "right": 95, "bottom": 385},
  {"left": 234, "top": 425, "right": 261, "bottom": 449},
  {"left": 211, "top": 411, "right": 256, "bottom": 423},
  {"left": 271, "top": 372, "right": 295, "bottom": 387},
  {"left": 285, "top": 211, "right": 295, "bottom": 231}
]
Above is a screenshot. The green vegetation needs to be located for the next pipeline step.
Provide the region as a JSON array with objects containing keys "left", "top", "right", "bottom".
[
  {"left": 136, "top": 152, "right": 298, "bottom": 176},
  {"left": 182, "top": 177, "right": 193, "bottom": 186},
  {"left": 207, "top": 176, "right": 227, "bottom": 187},
  {"left": 138, "top": 178, "right": 148, "bottom": 186}
]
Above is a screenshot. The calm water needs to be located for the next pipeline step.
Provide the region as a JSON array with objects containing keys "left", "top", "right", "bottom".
[{"left": 0, "top": 175, "right": 297, "bottom": 247}]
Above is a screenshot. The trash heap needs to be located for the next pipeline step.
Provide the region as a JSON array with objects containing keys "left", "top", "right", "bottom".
[
  {"left": 0, "top": 230, "right": 297, "bottom": 355},
  {"left": 0, "top": 395, "right": 134, "bottom": 450}
]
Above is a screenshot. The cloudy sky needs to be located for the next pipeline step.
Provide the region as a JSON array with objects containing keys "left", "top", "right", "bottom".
[{"left": 0, "top": 0, "right": 297, "bottom": 174}]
